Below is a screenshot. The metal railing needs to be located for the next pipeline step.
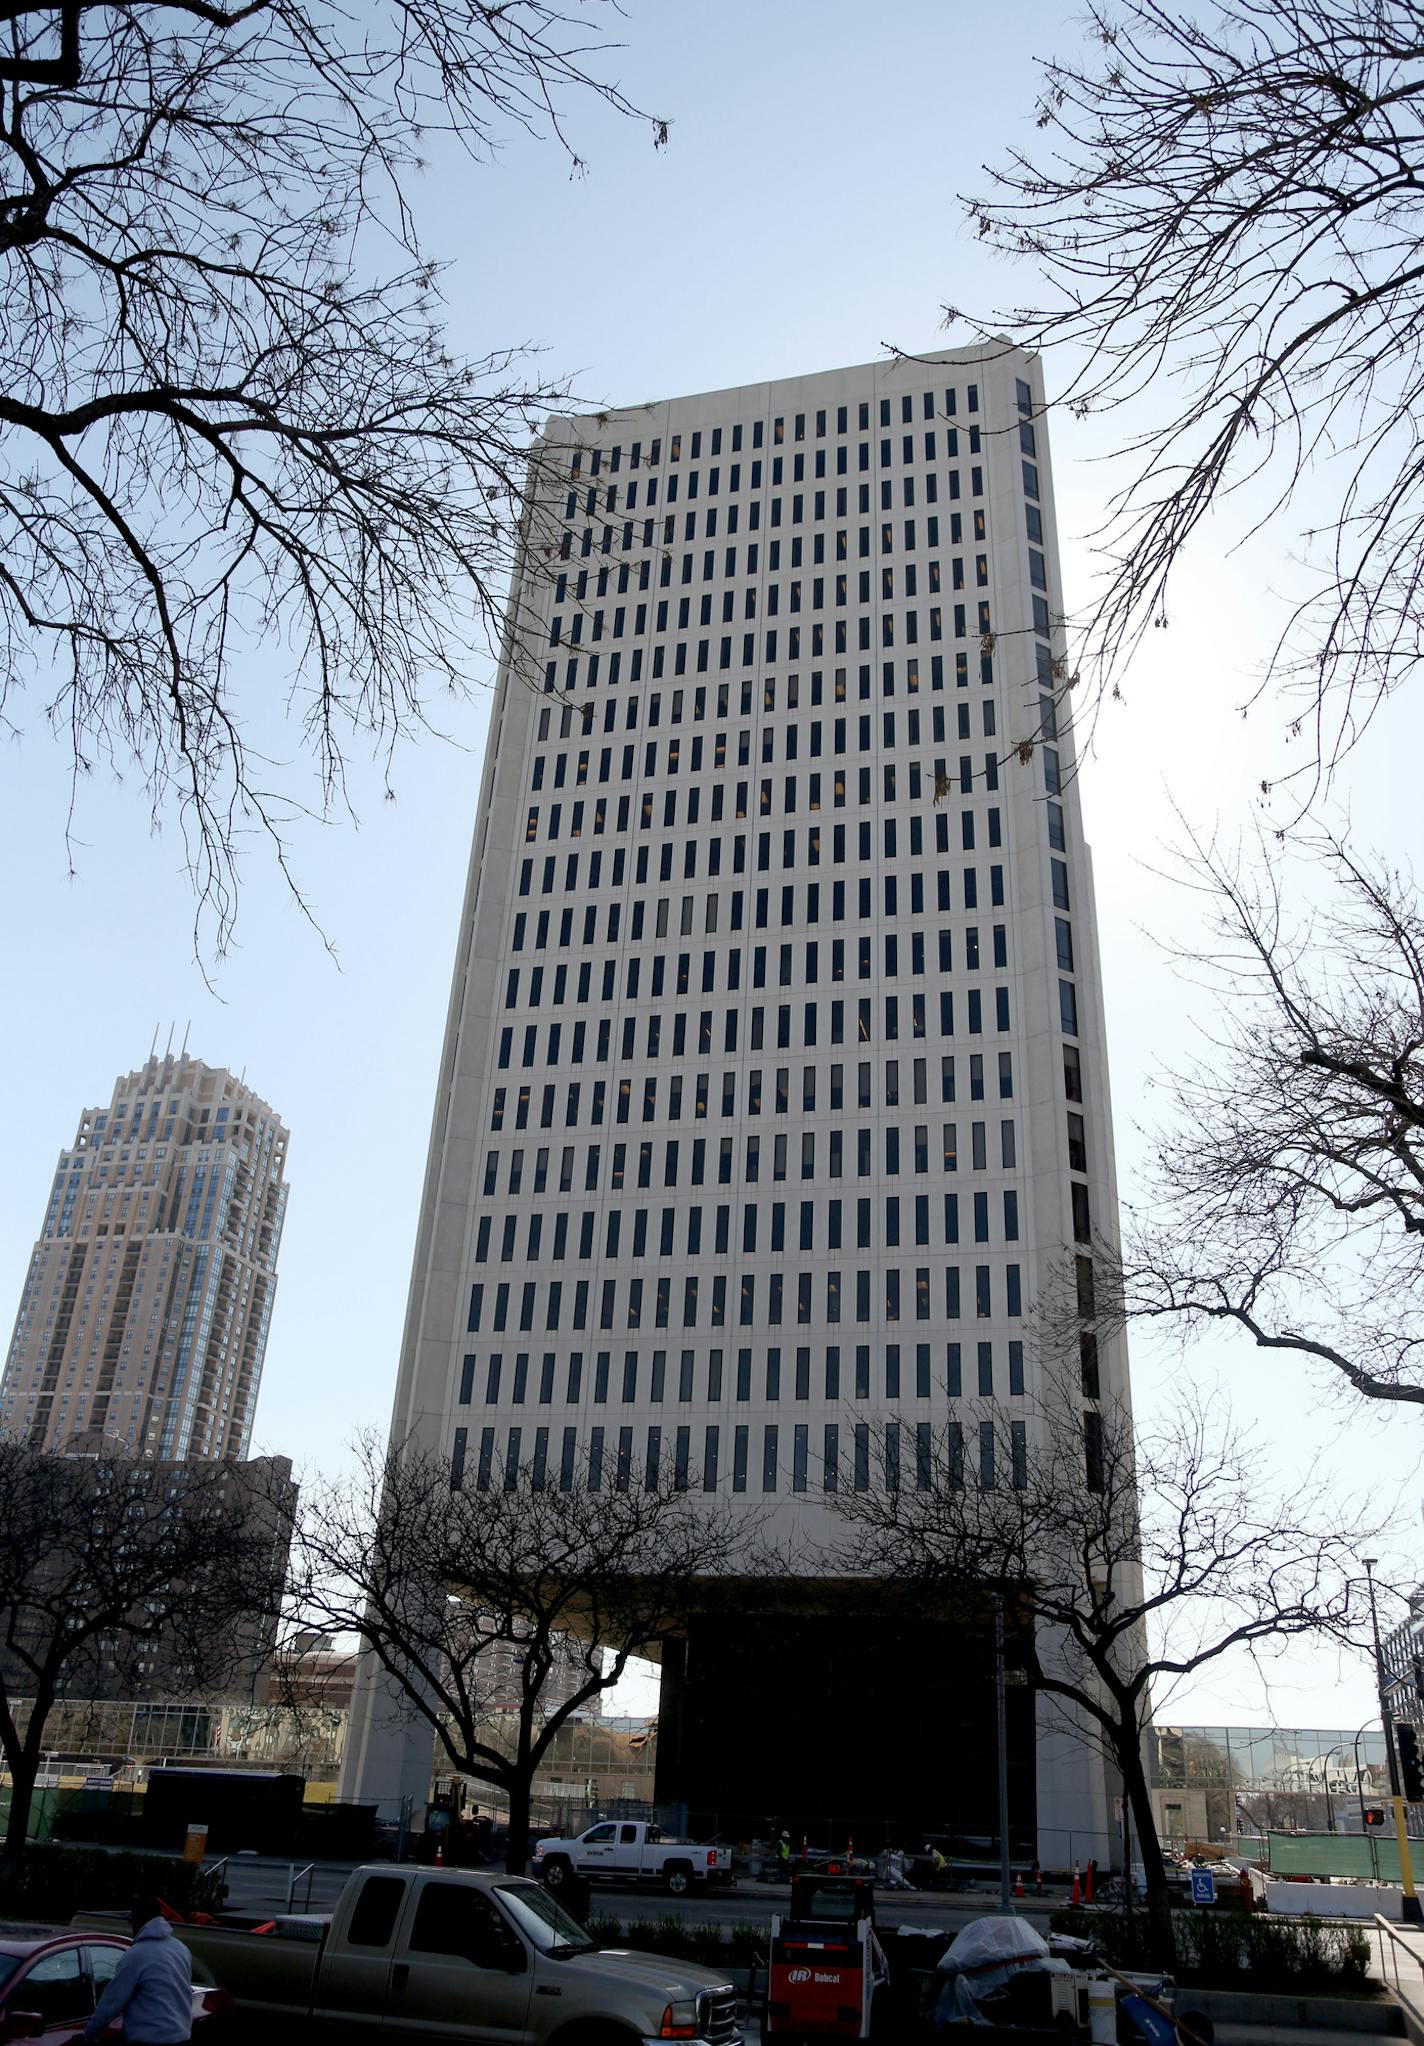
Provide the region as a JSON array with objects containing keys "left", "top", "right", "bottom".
[
  {"left": 286, "top": 1862, "right": 316, "bottom": 1912},
  {"left": 1373, "top": 1913, "right": 1424, "bottom": 2045}
]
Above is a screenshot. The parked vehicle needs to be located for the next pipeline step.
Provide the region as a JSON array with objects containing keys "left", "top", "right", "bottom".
[
  {"left": 74, "top": 1863, "right": 740, "bottom": 2046},
  {"left": 0, "top": 1927, "right": 231, "bottom": 2045},
  {"left": 766, "top": 1874, "right": 890, "bottom": 2044},
  {"left": 533, "top": 1820, "right": 734, "bottom": 1895}
]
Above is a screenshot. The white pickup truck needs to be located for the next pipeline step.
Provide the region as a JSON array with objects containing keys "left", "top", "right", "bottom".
[{"left": 534, "top": 1821, "right": 734, "bottom": 1895}]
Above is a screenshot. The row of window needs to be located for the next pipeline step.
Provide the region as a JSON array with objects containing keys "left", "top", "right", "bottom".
[
  {"left": 551, "top": 575, "right": 999, "bottom": 647},
  {"left": 508, "top": 800, "right": 1068, "bottom": 898},
  {"left": 554, "top": 471, "right": 993, "bottom": 563},
  {"left": 564, "top": 429, "right": 996, "bottom": 521},
  {"left": 534, "top": 667, "right": 1017, "bottom": 737},
  {"left": 485, "top": 1108, "right": 1027, "bottom": 1192},
  {"left": 494, "top": 1046, "right": 1031, "bottom": 1112},
  {"left": 550, "top": 607, "right": 1001, "bottom": 667},
  {"left": 565, "top": 385, "right": 986, "bottom": 482},
  {"left": 450, "top": 1414, "right": 1032, "bottom": 1497},
  {"left": 551, "top": 513, "right": 992, "bottom": 608},
  {"left": 459, "top": 1338, "right": 1025, "bottom": 1408},
  {"left": 534, "top": 702, "right": 1008, "bottom": 770},
  {"left": 466, "top": 1259, "right": 1027, "bottom": 1335},
  {"left": 475, "top": 1185, "right": 1026, "bottom": 1262},
  {"left": 517, "top": 835, "right": 1018, "bottom": 900},
  {"left": 530, "top": 777, "right": 1005, "bottom": 835},
  {"left": 550, "top": 468, "right": 1046, "bottom": 568},
  {"left": 489, "top": 1044, "right": 1084, "bottom": 1139},
  {"left": 504, "top": 980, "right": 1015, "bottom": 1048},
  {"left": 516, "top": 897, "right": 1022, "bottom": 957}
]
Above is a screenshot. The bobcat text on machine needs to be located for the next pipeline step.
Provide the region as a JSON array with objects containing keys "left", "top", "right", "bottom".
[{"left": 766, "top": 1874, "right": 890, "bottom": 2043}]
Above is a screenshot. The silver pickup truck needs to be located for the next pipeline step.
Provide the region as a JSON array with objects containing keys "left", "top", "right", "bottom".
[{"left": 76, "top": 1863, "right": 740, "bottom": 2046}]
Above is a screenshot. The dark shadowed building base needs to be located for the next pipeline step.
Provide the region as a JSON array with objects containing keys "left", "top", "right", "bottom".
[{"left": 654, "top": 1592, "right": 1037, "bottom": 1857}]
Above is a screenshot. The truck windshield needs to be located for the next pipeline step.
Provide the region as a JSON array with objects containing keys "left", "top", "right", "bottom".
[{"left": 494, "top": 1882, "right": 598, "bottom": 1956}]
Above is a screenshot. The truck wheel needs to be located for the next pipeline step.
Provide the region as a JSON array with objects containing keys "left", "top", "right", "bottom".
[
  {"left": 663, "top": 1864, "right": 692, "bottom": 1896},
  {"left": 542, "top": 1856, "right": 573, "bottom": 1891}
]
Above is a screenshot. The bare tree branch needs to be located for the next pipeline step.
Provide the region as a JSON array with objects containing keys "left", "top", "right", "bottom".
[
  {"left": 963, "top": 0, "right": 1424, "bottom": 791},
  {"left": 831, "top": 1372, "right": 1372, "bottom": 1964},
  {"left": 286, "top": 1431, "right": 760, "bottom": 1872},
  {"left": 0, "top": 1442, "right": 291, "bottom": 1857},
  {"left": 0, "top": 0, "right": 666, "bottom": 954},
  {"left": 1091, "top": 828, "right": 1424, "bottom": 1404}
]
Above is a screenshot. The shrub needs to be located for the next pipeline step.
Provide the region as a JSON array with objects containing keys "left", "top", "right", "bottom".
[
  {"left": 0, "top": 1844, "right": 221, "bottom": 1923},
  {"left": 584, "top": 1911, "right": 627, "bottom": 1947},
  {"left": 1049, "top": 1904, "right": 1378, "bottom": 1990},
  {"left": 725, "top": 1921, "right": 770, "bottom": 1968}
]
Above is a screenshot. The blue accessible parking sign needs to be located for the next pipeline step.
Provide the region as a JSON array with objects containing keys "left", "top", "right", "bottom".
[{"left": 1190, "top": 1869, "right": 1217, "bottom": 1905}]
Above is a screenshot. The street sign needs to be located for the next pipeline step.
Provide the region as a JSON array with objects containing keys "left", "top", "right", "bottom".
[
  {"left": 83, "top": 1774, "right": 113, "bottom": 1792},
  {"left": 1190, "top": 1869, "right": 1216, "bottom": 1906}
]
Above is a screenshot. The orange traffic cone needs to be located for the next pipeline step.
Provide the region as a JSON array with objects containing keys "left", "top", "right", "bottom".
[
  {"left": 434, "top": 1838, "right": 444, "bottom": 1866},
  {"left": 1070, "top": 1861, "right": 1081, "bottom": 1906},
  {"left": 1034, "top": 1866, "right": 1044, "bottom": 1897},
  {"left": 1013, "top": 1871, "right": 1025, "bottom": 1898}
]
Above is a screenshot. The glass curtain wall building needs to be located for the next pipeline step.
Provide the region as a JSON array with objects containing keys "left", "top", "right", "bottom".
[{"left": 343, "top": 348, "right": 1131, "bottom": 1859}]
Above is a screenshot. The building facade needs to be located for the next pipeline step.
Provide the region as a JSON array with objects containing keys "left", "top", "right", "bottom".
[
  {"left": 344, "top": 347, "right": 1130, "bottom": 1860},
  {"left": 0, "top": 1052, "right": 289, "bottom": 1458},
  {"left": 1149, "top": 1725, "right": 1395, "bottom": 1845},
  {"left": 1380, "top": 1588, "right": 1424, "bottom": 1722}
]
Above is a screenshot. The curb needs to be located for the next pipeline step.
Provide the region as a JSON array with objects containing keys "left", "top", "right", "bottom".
[{"left": 1179, "top": 1986, "right": 1404, "bottom": 2032}]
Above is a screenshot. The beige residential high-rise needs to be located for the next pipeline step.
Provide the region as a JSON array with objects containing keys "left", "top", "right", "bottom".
[{"left": 0, "top": 1051, "right": 289, "bottom": 1459}]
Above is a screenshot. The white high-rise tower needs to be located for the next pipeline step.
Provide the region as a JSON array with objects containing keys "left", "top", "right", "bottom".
[{"left": 345, "top": 348, "right": 1129, "bottom": 1860}]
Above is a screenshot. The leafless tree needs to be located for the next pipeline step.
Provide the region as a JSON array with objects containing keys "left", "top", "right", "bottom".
[
  {"left": 287, "top": 1431, "right": 757, "bottom": 1874},
  {"left": 1095, "top": 829, "right": 1424, "bottom": 1405},
  {"left": 0, "top": 0, "right": 664, "bottom": 951},
  {"left": 962, "top": 0, "right": 1424, "bottom": 788},
  {"left": 831, "top": 1377, "right": 1368, "bottom": 1963},
  {"left": 0, "top": 1444, "right": 291, "bottom": 1857}
]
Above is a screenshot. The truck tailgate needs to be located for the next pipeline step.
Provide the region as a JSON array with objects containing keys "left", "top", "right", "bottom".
[{"left": 173, "top": 1920, "right": 323, "bottom": 2019}]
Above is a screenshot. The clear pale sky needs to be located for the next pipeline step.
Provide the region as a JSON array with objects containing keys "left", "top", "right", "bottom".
[{"left": 1, "top": 0, "right": 1416, "bottom": 1728}]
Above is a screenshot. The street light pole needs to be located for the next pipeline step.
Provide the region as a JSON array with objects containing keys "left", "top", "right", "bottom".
[
  {"left": 992, "top": 1591, "right": 1014, "bottom": 1916},
  {"left": 1363, "top": 1557, "right": 1423, "bottom": 1925},
  {"left": 1320, "top": 1743, "right": 1346, "bottom": 1836}
]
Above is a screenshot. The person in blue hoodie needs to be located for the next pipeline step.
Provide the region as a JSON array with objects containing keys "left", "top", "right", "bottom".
[{"left": 82, "top": 1894, "right": 193, "bottom": 2046}]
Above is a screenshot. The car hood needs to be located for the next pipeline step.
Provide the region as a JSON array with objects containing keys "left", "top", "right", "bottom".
[{"left": 569, "top": 1949, "right": 734, "bottom": 2002}]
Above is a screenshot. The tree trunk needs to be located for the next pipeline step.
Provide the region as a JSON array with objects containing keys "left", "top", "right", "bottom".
[
  {"left": 3, "top": 1719, "right": 49, "bottom": 1864},
  {"left": 503, "top": 1771, "right": 533, "bottom": 1876},
  {"left": 1118, "top": 1728, "right": 1175, "bottom": 1967}
]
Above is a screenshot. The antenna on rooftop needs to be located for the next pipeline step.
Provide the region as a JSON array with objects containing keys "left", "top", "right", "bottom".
[
  {"left": 164, "top": 1023, "right": 174, "bottom": 1058},
  {"left": 148, "top": 1022, "right": 159, "bottom": 1059},
  {"left": 180, "top": 1020, "right": 191, "bottom": 1057}
]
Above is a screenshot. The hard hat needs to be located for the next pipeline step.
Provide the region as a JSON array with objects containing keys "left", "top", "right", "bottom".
[{"left": 781, "top": 1831, "right": 790, "bottom": 1840}]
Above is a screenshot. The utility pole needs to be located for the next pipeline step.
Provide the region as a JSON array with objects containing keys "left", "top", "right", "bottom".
[
  {"left": 1363, "top": 1557, "right": 1423, "bottom": 1925},
  {"left": 992, "top": 1591, "right": 1014, "bottom": 1915}
]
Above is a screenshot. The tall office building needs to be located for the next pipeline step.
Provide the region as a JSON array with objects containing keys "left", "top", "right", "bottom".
[
  {"left": 1, "top": 1051, "right": 289, "bottom": 1459},
  {"left": 344, "top": 347, "right": 1130, "bottom": 1860}
]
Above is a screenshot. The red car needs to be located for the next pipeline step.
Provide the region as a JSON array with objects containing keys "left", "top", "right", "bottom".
[{"left": 0, "top": 1927, "right": 232, "bottom": 2043}]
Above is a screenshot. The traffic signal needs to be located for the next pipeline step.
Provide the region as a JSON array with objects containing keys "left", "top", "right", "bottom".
[
  {"left": 1365, "top": 1807, "right": 1387, "bottom": 1828},
  {"left": 1398, "top": 1722, "right": 1424, "bottom": 1803}
]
